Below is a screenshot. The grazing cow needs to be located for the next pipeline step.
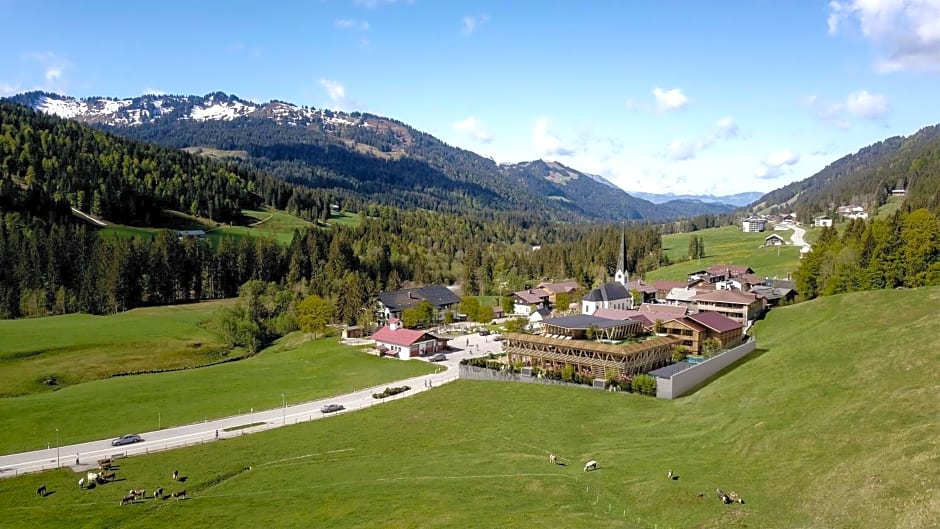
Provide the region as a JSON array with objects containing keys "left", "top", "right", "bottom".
[
  {"left": 667, "top": 469, "right": 674, "bottom": 480},
  {"left": 120, "top": 494, "right": 135, "bottom": 506},
  {"left": 697, "top": 492, "right": 705, "bottom": 498},
  {"left": 728, "top": 491, "right": 745, "bottom": 504},
  {"left": 36, "top": 484, "right": 46, "bottom": 497},
  {"left": 549, "top": 453, "right": 557, "bottom": 465},
  {"left": 171, "top": 489, "right": 187, "bottom": 500},
  {"left": 583, "top": 460, "right": 597, "bottom": 472},
  {"left": 78, "top": 477, "right": 86, "bottom": 489},
  {"left": 716, "top": 488, "right": 731, "bottom": 504},
  {"left": 99, "top": 461, "right": 112, "bottom": 470},
  {"left": 97, "top": 458, "right": 111, "bottom": 467},
  {"left": 172, "top": 470, "right": 179, "bottom": 481},
  {"left": 153, "top": 487, "right": 163, "bottom": 499},
  {"left": 130, "top": 489, "right": 146, "bottom": 499},
  {"left": 100, "top": 471, "right": 115, "bottom": 482}
]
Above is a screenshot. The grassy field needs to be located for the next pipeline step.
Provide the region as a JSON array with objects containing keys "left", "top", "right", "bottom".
[
  {"left": 0, "top": 300, "right": 236, "bottom": 397},
  {"left": 3, "top": 287, "right": 937, "bottom": 528},
  {"left": 328, "top": 210, "right": 362, "bottom": 227},
  {"left": 207, "top": 209, "right": 314, "bottom": 245},
  {"left": 0, "top": 328, "right": 434, "bottom": 455},
  {"left": 647, "top": 225, "right": 802, "bottom": 282}
]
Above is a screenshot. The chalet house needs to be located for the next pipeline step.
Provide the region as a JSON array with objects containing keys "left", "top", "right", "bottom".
[
  {"left": 528, "top": 307, "right": 553, "bottom": 329},
  {"left": 639, "top": 303, "right": 689, "bottom": 327},
  {"left": 624, "top": 279, "right": 658, "bottom": 304},
  {"left": 749, "top": 285, "right": 796, "bottom": 307},
  {"left": 837, "top": 205, "right": 868, "bottom": 219},
  {"left": 716, "top": 273, "right": 764, "bottom": 292},
  {"left": 781, "top": 213, "right": 796, "bottom": 223},
  {"left": 706, "top": 265, "right": 754, "bottom": 278},
  {"left": 581, "top": 282, "right": 633, "bottom": 315},
  {"left": 687, "top": 270, "right": 723, "bottom": 284},
  {"left": 377, "top": 285, "right": 462, "bottom": 324},
  {"left": 814, "top": 216, "right": 833, "bottom": 227},
  {"left": 592, "top": 307, "right": 644, "bottom": 321},
  {"left": 891, "top": 188, "right": 907, "bottom": 196},
  {"left": 693, "top": 290, "right": 766, "bottom": 325},
  {"left": 535, "top": 281, "right": 581, "bottom": 305},
  {"left": 742, "top": 217, "right": 767, "bottom": 232},
  {"left": 764, "top": 234, "right": 786, "bottom": 246},
  {"left": 513, "top": 288, "right": 551, "bottom": 316},
  {"left": 372, "top": 321, "right": 445, "bottom": 359},
  {"left": 177, "top": 230, "right": 207, "bottom": 240},
  {"left": 666, "top": 287, "right": 699, "bottom": 306},
  {"left": 661, "top": 312, "right": 744, "bottom": 355},
  {"left": 652, "top": 280, "right": 688, "bottom": 302}
]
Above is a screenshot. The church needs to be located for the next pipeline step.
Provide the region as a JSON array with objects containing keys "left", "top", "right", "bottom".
[{"left": 581, "top": 226, "right": 634, "bottom": 315}]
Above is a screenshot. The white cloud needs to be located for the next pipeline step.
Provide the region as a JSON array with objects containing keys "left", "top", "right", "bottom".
[
  {"left": 652, "top": 87, "right": 689, "bottom": 112},
  {"left": 803, "top": 90, "right": 889, "bottom": 126},
  {"left": 828, "top": 0, "right": 940, "bottom": 72},
  {"left": 533, "top": 117, "right": 576, "bottom": 157},
  {"left": 21, "top": 51, "right": 70, "bottom": 91},
  {"left": 0, "top": 82, "right": 21, "bottom": 96},
  {"left": 845, "top": 90, "right": 889, "bottom": 118},
  {"left": 461, "top": 14, "right": 489, "bottom": 35},
  {"left": 755, "top": 150, "right": 801, "bottom": 179},
  {"left": 668, "top": 139, "right": 697, "bottom": 161},
  {"left": 335, "top": 19, "right": 370, "bottom": 31},
  {"left": 318, "top": 79, "right": 358, "bottom": 111},
  {"left": 453, "top": 116, "right": 493, "bottom": 143},
  {"left": 665, "top": 117, "right": 740, "bottom": 160}
]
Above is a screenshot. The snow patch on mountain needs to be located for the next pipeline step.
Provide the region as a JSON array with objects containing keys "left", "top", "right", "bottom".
[
  {"left": 36, "top": 96, "right": 86, "bottom": 119},
  {"left": 190, "top": 100, "right": 256, "bottom": 121}
]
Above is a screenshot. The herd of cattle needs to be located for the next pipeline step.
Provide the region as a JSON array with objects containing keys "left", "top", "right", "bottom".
[
  {"left": 550, "top": 454, "right": 747, "bottom": 506},
  {"left": 35, "top": 458, "right": 188, "bottom": 505}
]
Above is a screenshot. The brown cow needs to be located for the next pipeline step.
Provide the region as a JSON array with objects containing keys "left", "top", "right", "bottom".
[
  {"left": 120, "top": 494, "right": 135, "bottom": 506},
  {"left": 99, "top": 471, "right": 115, "bottom": 482},
  {"left": 728, "top": 491, "right": 745, "bottom": 504},
  {"left": 171, "top": 489, "right": 186, "bottom": 500}
]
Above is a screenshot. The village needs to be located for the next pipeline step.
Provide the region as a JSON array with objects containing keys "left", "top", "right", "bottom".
[{"left": 364, "top": 225, "right": 799, "bottom": 399}]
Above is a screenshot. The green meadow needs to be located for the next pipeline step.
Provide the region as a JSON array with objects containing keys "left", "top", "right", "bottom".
[
  {"left": 647, "top": 225, "right": 802, "bottom": 282},
  {"left": 2, "top": 287, "right": 937, "bottom": 528},
  {"left": 0, "top": 300, "right": 236, "bottom": 397},
  {"left": 0, "top": 312, "right": 434, "bottom": 455}
]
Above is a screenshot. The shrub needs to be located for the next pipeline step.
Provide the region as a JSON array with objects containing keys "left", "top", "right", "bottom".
[
  {"left": 631, "top": 374, "right": 657, "bottom": 396},
  {"left": 372, "top": 386, "right": 411, "bottom": 399}
]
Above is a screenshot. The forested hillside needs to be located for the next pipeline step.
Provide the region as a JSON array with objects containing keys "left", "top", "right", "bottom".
[
  {"left": 794, "top": 209, "right": 940, "bottom": 298},
  {"left": 754, "top": 124, "right": 940, "bottom": 218},
  {"left": 0, "top": 102, "right": 341, "bottom": 224},
  {"left": 0, "top": 102, "right": 673, "bottom": 320}
]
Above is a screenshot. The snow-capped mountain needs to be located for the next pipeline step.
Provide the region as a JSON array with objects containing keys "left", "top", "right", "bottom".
[{"left": 6, "top": 91, "right": 336, "bottom": 127}]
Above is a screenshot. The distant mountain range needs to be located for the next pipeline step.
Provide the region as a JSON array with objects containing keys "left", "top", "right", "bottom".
[
  {"left": 629, "top": 191, "right": 763, "bottom": 207},
  {"left": 5, "top": 91, "right": 738, "bottom": 222}
]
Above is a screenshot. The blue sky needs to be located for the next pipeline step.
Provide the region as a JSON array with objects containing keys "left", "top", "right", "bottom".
[{"left": 2, "top": 0, "right": 939, "bottom": 196}]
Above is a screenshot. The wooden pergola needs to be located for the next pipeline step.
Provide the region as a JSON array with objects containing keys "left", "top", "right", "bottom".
[{"left": 502, "top": 333, "right": 681, "bottom": 379}]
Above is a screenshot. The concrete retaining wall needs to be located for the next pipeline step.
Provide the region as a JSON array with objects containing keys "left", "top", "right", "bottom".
[
  {"left": 458, "top": 364, "right": 599, "bottom": 390},
  {"left": 656, "top": 340, "right": 757, "bottom": 399}
]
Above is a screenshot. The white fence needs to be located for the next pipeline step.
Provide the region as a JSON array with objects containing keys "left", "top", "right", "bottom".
[{"left": 655, "top": 341, "right": 757, "bottom": 399}]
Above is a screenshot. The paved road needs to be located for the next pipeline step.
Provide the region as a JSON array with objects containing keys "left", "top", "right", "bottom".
[
  {"left": 0, "top": 332, "right": 503, "bottom": 479},
  {"left": 789, "top": 224, "right": 808, "bottom": 247}
]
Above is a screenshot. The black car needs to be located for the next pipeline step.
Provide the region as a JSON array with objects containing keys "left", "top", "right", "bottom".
[
  {"left": 478, "top": 329, "right": 491, "bottom": 336},
  {"left": 320, "top": 404, "right": 345, "bottom": 414},
  {"left": 111, "top": 433, "right": 143, "bottom": 446}
]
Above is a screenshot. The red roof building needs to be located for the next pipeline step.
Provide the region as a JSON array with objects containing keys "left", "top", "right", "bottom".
[{"left": 371, "top": 324, "right": 443, "bottom": 359}]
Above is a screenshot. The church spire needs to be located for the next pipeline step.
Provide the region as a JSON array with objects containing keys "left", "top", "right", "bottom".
[{"left": 615, "top": 223, "right": 628, "bottom": 286}]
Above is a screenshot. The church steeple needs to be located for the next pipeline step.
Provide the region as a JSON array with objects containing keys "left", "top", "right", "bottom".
[{"left": 615, "top": 223, "right": 628, "bottom": 286}]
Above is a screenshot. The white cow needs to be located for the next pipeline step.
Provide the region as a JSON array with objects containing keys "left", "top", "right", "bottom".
[{"left": 584, "top": 460, "right": 597, "bottom": 472}]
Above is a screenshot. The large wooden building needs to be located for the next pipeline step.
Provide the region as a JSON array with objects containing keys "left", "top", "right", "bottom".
[{"left": 502, "top": 333, "right": 681, "bottom": 380}]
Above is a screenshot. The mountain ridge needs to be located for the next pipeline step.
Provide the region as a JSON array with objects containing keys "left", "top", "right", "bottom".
[{"left": 5, "top": 91, "right": 736, "bottom": 222}]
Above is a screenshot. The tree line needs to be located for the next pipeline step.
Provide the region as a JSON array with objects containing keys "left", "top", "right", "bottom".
[{"left": 794, "top": 209, "right": 940, "bottom": 299}]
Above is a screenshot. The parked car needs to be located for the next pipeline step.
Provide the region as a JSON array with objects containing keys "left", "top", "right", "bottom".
[
  {"left": 111, "top": 433, "right": 143, "bottom": 446},
  {"left": 320, "top": 404, "right": 345, "bottom": 414},
  {"left": 479, "top": 329, "right": 491, "bottom": 336},
  {"left": 428, "top": 353, "right": 447, "bottom": 362}
]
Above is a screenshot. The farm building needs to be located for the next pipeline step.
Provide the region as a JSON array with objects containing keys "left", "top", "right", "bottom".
[
  {"left": 377, "top": 285, "right": 461, "bottom": 324},
  {"left": 372, "top": 321, "right": 445, "bottom": 359},
  {"left": 742, "top": 217, "right": 766, "bottom": 232},
  {"left": 764, "top": 234, "right": 786, "bottom": 246}
]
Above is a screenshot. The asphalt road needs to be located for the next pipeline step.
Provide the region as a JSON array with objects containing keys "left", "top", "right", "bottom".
[
  {"left": 788, "top": 224, "right": 808, "bottom": 247},
  {"left": 0, "top": 332, "right": 503, "bottom": 479}
]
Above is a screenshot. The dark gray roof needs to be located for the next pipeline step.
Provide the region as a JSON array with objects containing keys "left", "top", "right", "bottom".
[
  {"left": 770, "top": 279, "right": 795, "bottom": 289},
  {"left": 649, "top": 361, "right": 696, "bottom": 379},
  {"left": 378, "top": 285, "right": 461, "bottom": 311},
  {"left": 582, "top": 282, "right": 630, "bottom": 302},
  {"left": 749, "top": 286, "right": 794, "bottom": 301},
  {"left": 541, "top": 315, "right": 631, "bottom": 330}
]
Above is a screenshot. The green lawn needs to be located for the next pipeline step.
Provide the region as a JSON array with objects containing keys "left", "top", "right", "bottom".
[
  {"left": 3, "top": 287, "right": 937, "bottom": 528},
  {"left": 98, "top": 207, "right": 314, "bottom": 245},
  {"left": 0, "top": 300, "right": 236, "bottom": 397},
  {"left": 328, "top": 210, "right": 362, "bottom": 227},
  {"left": 647, "top": 225, "right": 802, "bottom": 282},
  {"left": 0, "top": 331, "right": 434, "bottom": 455}
]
